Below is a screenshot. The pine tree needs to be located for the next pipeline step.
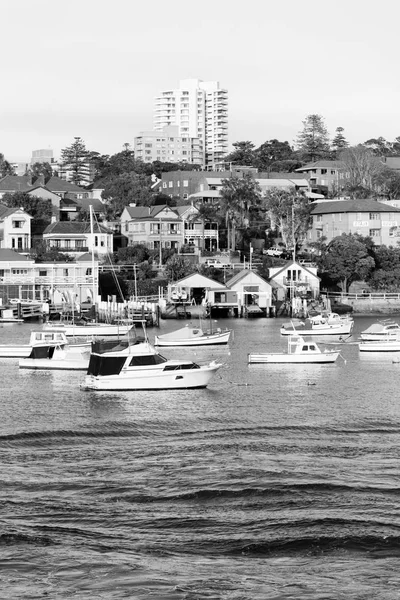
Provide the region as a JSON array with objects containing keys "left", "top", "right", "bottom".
[
  {"left": 332, "top": 127, "right": 349, "bottom": 154},
  {"left": 60, "top": 137, "right": 91, "bottom": 186},
  {"left": 296, "top": 114, "right": 330, "bottom": 162}
]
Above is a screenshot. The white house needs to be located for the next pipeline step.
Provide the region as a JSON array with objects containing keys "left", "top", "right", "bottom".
[
  {"left": 0, "top": 249, "right": 98, "bottom": 305},
  {"left": 0, "top": 205, "right": 33, "bottom": 250},
  {"left": 226, "top": 269, "right": 273, "bottom": 314},
  {"left": 43, "top": 221, "right": 113, "bottom": 257},
  {"left": 268, "top": 261, "right": 320, "bottom": 301}
]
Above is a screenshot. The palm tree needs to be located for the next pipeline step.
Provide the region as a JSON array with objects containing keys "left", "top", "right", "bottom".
[{"left": 219, "top": 173, "right": 262, "bottom": 251}]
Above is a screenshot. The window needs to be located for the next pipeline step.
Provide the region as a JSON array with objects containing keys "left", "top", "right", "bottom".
[
  {"left": 369, "top": 229, "right": 380, "bottom": 237},
  {"left": 64, "top": 269, "right": 69, "bottom": 277},
  {"left": 389, "top": 227, "right": 397, "bottom": 237},
  {"left": 95, "top": 236, "right": 98, "bottom": 246},
  {"left": 321, "top": 169, "right": 327, "bottom": 174},
  {"left": 145, "top": 143, "right": 152, "bottom": 148},
  {"left": 370, "top": 213, "right": 380, "bottom": 220},
  {"left": 39, "top": 270, "right": 47, "bottom": 277},
  {"left": 168, "top": 181, "right": 173, "bottom": 188},
  {"left": 183, "top": 180, "right": 189, "bottom": 187},
  {"left": 162, "top": 182, "right": 167, "bottom": 188},
  {"left": 12, "top": 220, "right": 24, "bottom": 228}
]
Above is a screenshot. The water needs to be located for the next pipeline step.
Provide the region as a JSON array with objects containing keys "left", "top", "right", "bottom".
[{"left": 2, "top": 316, "right": 400, "bottom": 598}]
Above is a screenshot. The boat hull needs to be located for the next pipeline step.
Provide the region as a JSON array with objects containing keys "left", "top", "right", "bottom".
[
  {"left": 82, "top": 363, "right": 221, "bottom": 391},
  {"left": 280, "top": 324, "right": 353, "bottom": 336},
  {"left": 0, "top": 345, "right": 32, "bottom": 358},
  {"left": 43, "top": 323, "right": 133, "bottom": 337},
  {"left": 155, "top": 331, "right": 231, "bottom": 347},
  {"left": 248, "top": 353, "right": 339, "bottom": 364},
  {"left": 19, "top": 358, "right": 89, "bottom": 370},
  {"left": 359, "top": 342, "right": 400, "bottom": 352}
]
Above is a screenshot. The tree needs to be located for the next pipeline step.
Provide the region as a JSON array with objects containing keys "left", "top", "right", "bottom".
[
  {"left": 163, "top": 255, "right": 195, "bottom": 281},
  {"left": 191, "top": 203, "right": 220, "bottom": 251},
  {"left": 30, "top": 162, "right": 53, "bottom": 181},
  {"left": 224, "top": 141, "right": 256, "bottom": 166},
  {"left": 339, "top": 145, "right": 384, "bottom": 193},
  {"left": 363, "top": 137, "right": 392, "bottom": 156},
  {"left": 0, "top": 153, "right": 14, "bottom": 177},
  {"left": 332, "top": 127, "right": 349, "bottom": 155},
  {"left": 296, "top": 114, "right": 330, "bottom": 162},
  {"left": 317, "top": 233, "right": 375, "bottom": 292},
  {"left": 114, "top": 244, "right": 151, "bottom": 265},
  {"left": 219, "top": 173, "right": 262, "bottom": 251},
  {"left": 374, "top": 167, "right": 400, "bottom": 200},
  {"left": 29, "top": 241, "right": 75, "bottom": 262},
  {"left": 262, "top": 188, "right": 312, "bottom": 252},
  {"left": 60, "top": 137, "right": 91, "bottom": 186},
  {"left": 254, "top": 139, "right": 299, "bottom": 172},
  {"left": 2, "top": 192, "right": 52, "bottom": 234},
  {"left": 101, "top": 173, "right": 153, "bottom": 216}
]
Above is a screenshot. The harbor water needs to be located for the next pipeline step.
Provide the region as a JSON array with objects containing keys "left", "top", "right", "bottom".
[{"left": 2, "top": 315, "right": 400, "bottom": 599}]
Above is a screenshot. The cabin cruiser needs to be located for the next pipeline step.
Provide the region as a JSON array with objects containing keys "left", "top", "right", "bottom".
[
  {"left": 248, "top": 335, "right": 340, "bottom": 364},
  {"left": 280, "top": 312, "right": 354, "bottom": 337},
  {"left": 82, "top": 323, "right": 222, "bottom": 391}
]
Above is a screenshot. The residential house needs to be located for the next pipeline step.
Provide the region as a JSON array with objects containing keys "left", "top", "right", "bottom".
[
  {"left": 308, "top": 199, "right": 400, "bottom": 247},
  {"left": 0, "top": 205, "right": 32, "bottom": 250},
  {"left": 295, "top": 160, "right": 348, "bottom": 194},
  {"left": 43, "top": 221, "right": 113, "bottom": 257},
  {"left": 120, "top": 204, "right": 218, "bottom": 252},
  {"left": 156, "top": 169, "right": 314, "bottom": 203},
  {"left": 0, "top": 249, "right": 97, "bottom": 305},
  {"left": 268, "top": 261, "right": 320, "bottom": 301}
]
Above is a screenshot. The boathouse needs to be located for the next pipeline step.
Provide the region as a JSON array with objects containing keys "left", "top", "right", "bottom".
[
  {"left": 268, "top": 261, "right": 320, "bottom": 301},
  {"left": 206, "top": 269, "right": 273, "bottom": 317}
]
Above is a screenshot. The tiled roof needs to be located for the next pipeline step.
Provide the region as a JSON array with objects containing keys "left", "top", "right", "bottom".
[
  {"left": 0, "top": 249, "right": 31, "bottom": 262},
  {"left": 0, "top": 203, "right": 30, "bottom": 219},
  {"left": 45, "top": 177, "right": 86, "bottom": 193},
  {"left": 0, "top": 175, "right": 35, "bottom": 192},
  {"left": 310, "top": 199, "right": 400, "bottom": 214},
  {"left": 43, "top": 221, "right": 112, "bottom": 235}
]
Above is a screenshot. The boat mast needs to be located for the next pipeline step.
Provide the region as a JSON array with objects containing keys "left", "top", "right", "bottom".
[{"left": 90, "top": 205, "right": 96, "bottom": 308}]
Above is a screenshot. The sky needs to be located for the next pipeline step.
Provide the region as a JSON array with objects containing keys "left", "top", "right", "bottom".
[{"left": 1, "top": 0, "right": 399, "bottom": 162}]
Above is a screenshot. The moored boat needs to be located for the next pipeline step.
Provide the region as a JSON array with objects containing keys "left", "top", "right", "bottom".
[
  {"left": 248, "top": 335, "right": 340, "bottom": 364},
  {"left": 82, "top": 324, "right": 222, "bottom": 391},
  {"left": 280, "top": 312, "right": 353, "bottom": 337},
  {"left": 0, "top": 330, "right": 72, "bottom": 358},
  {"left": 359, "top": 319, "right": 400, "bottom": 341},
  {"left": 19, "top": 337, "right": 91, "bottom": 370},
  {"left": 154, "top": 323, "right": 231, "bottom": 347},
  {"left": 43, "top": 318, "right": 134, "bottom": 337},
  {"left": 358, "top": 339, "right": 400, "bottom": 352}
]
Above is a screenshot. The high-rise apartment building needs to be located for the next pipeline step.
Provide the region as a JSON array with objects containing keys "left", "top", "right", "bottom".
[
  {"left": 134, "top": 125, "right": 202, "bottom": 165},
  {"left": 153, "top": 79, "right": 228, "bottom": 168},
  {"left": 31, "top": 148, "right": 54, "bottom": 165}
]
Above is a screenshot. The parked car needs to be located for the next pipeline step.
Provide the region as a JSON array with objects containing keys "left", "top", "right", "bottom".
[{"left": 263, "top": 247, "right": 285, "bottom": 257}]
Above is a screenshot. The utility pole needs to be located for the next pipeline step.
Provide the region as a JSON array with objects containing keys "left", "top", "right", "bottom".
[{"left": 159, "top": 218, "right": 162, "bottom": 267}]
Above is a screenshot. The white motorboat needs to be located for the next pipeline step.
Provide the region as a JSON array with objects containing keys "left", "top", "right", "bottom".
[
  {"left": 43, "top": 319, "right": 134, "bottom": 338},
  {"left": 280, "top": 312, "right": 354, "bottom": 337},
  {"left": 154, "top": 323, "right": 231, "bottom": 347},
  {"left": 19, "top": 337, "right": 91, "bottom": 370},
  {"left": 248, "top": 335, "right": 340, "bottom": 364},
  {"left": 82, "top": 324, "right": 222, "bottom": 391},
  {"left": 359, "top": 319, "right": 400, "bottom": 341},
  {"left": 0, "top": 330, "right": 73, "bottom": 358},
  {"left": 359, "top": 339, "right": 400, "bottom": 352}
]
